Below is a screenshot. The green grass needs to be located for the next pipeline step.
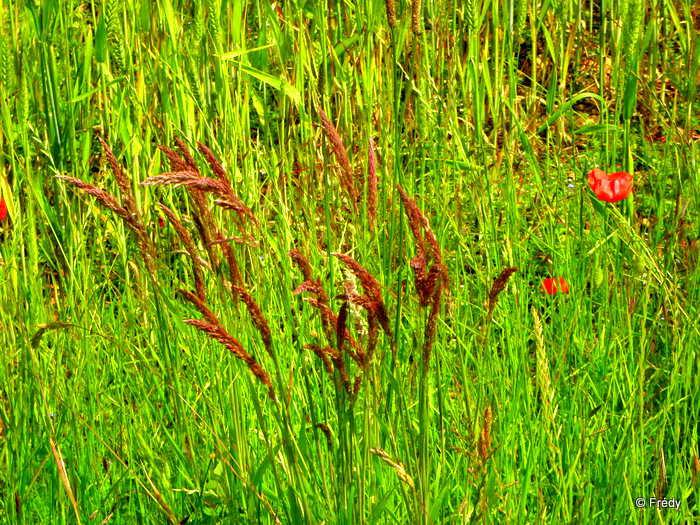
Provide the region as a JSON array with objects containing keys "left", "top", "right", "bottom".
[{"left": 1, "top": 0, "right": 700, "bottom": 523}]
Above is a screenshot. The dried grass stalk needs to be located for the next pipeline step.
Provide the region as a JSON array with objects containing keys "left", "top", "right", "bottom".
[
  {"left": 176, "top": 289, "right": 220, "bottom": 327},
  {"left": 97, "top": 135, "right": 136, "bottom": 217},
  {"left": 366, "top": 315, "right": 379, "bottom": 367},
  {"left": 160, "top": 203, "right": 206, "bottom": 301},
  {"left": 287, "top": 249, "right": 314, "bottom": 282},
  {"left": 156, "top": 142, "right": 220, "bottom": 268},
  {"left": 332, "top": 253, "right": 382, "bottom": 305},
  {"left": 317, "top": 107, "right": 357, "bottom": 211},
  {"left": 397, "top": 184, "right": 449, "bottom": 307},
  {"left": 173, "top": 137, "right": 198, "bottom": 171},
  {"left": 396, "top": 184, "right": 427, "bottom": 258},
  {"left": 352, "top": 374, "right": 362, "bottom": 398},
  {"left": 411, "top": 0, "right": 421, "bottom": 35},
  {"left": 184, "top": 318, "right": 275, "bottom": 400},
  {"left": 149, "top": 140, "right": 260, "bottom": 274},
  {"left": 367, "top": 137, "right": 378, "bottom": 232},
  {"left": 301, "top": 296, "right": 363, "bottom": 365},
  {"left": 657, "top": 448, "right": 667, "bottom": 498},
  {"left": 385, "top": 0, "right": 397, "bottom": 28},
  {"left": 219, "top": 239, "right": 243, "bottom": 303},
  {"left": 158, "top": 145, "right": 189, "bottom": 172},
  {"left": 143, "top": 171, "right": 257, "bottom": 231},
  {"left": 532, "top": 307, "right": 553, "bottom": 423},
  {"left": 487, "top": 267, "right": 517, "bottom": 318},
  {"left": 370, "top": 448, "right": 415, "bottom": 489},
  {"left": 56, "top": 150, "right": 157, "bottom": 279},
  {"left": 48, "top": 437, "right": 80, "bottom": 521},
  {"left": 197, "top": 142, "right": 230, "bottom": 185},
  {"left": 337, "top": 301, "right": 348, "bottom": 352},
  {"left": 333, "top": 253, "right": 392, "bottom": 339},
  {"left": 478, "top": 406, "right": 493, "bottom": 462},
  {"left": 315, "top": 423, "right": 333, "bottom": 447},
  {"left": 234, "top": 285, "right": 273, "bottom": 358},
  {"left": 56, "top": 176, "right": 128, "bottom": 218},
  {"left": 422, "top": 284, "right": 441, "bottom": 373},
  {"left": 305, "top": 343, "right": 334, "bottom": 374}
]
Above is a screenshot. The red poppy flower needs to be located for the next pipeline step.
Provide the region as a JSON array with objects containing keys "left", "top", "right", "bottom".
[
  {"left": 541, "top": 277, "right": 569, "bottom": 295},
  {"left": 0, "top": 198, "right": 6, "bottom": 221},
  {"left": 587, "top": 168, "right": 634, "bottom": 203},
  {"left": 158, "top": 216, "right": 165, "bottom": 227}
]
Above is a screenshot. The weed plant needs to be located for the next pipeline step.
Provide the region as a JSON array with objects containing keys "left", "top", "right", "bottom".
[{"left": 1, "top": 0, "right": 699, "bottom": 524}]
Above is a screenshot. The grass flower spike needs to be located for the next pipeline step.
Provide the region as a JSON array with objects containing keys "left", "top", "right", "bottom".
[{"left": 587, "top": 168, "right": 634, "bottom": 202}]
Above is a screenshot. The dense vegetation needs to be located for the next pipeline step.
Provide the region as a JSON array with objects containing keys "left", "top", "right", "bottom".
[{"left": 1, "top": 0, "right": 699, "bottom": 523}]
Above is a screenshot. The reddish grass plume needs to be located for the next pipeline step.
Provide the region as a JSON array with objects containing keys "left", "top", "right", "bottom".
[{"left": 317, "top": 107, "right": 357, "bottom": 211}]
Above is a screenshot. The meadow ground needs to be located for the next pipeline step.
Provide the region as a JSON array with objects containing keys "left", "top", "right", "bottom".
[{"left": 1, "top": 1, "right": 699, "bottom": 524}]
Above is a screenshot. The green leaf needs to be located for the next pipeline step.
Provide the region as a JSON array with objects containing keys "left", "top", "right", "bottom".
[
  {"left": 252, "top": 445, "right": 278, "bottom": 487},
  {"left": 68, "top": 76, "right": 125, "bottom": 103},
  {"left": 95, "top": 15, "right": 107, "bottom": 64},
  {"left": 622, "top": 76, "right": 638, "bottom": 120},
  {"left": 536, "top": 92, "right": 603, "bottom": 135},
  {"left": 30, "top": 322, "right": 69, "bottom": 349},
  {"left": 546, "top": 70, "right": 558, "bottom": 115},
  {"left": 369, "top": 489, "right": 395, "bottom": 524},
  {"left": 575, "top": 124, "right": 619, "bottom": 134},
  {"left": 589, "top": 192, "right": 607, "bottom": 218},
  {"left": 218, "top": 44, "right": 275, "bottom": 60},
  {"left": 428, "top": 484, "right": 452, "bottom": 522},
  {"left": 234, "top": 62, "right": 301, "bottom": 105}
]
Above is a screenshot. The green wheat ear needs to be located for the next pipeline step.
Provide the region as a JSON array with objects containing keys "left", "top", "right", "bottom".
[
  {"left": 192, "top": 0, "right": 205, "bottom": 44},
  {"left": 317, "top": 62, "right": 326, "bottom": 98},
  {"left": 207, "top": 0, "right": 221, "bottom": 49},
  {"left": 0, "top": 13, "right": 9, "bottom": 86},
  {"left": 106, "top": 0, "right": 126, "bottom": 73},
  {"left": 514, "top": 0, "right": 527, "bottom": 36},
  {"left": 17, "top": 62, "right": 30, "bottom": 133},
  {"left": 592, "top": 266, "right": 605, "bottom": 290},
  {"left": 633, "top": 255, "right": 646, "bottom": 276}
]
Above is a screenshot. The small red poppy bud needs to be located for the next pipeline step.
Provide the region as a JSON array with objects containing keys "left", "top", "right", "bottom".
[
  {"left": 541, "top": 277, "right": 569, "bottom": 295},
  {"left": 587, "top": 168, "right": 634, "bottom": 203}
]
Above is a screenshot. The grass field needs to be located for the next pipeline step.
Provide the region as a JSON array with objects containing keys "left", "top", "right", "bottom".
[{"left": 1, "top": 0, "right": 700, "bottom": 523}]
